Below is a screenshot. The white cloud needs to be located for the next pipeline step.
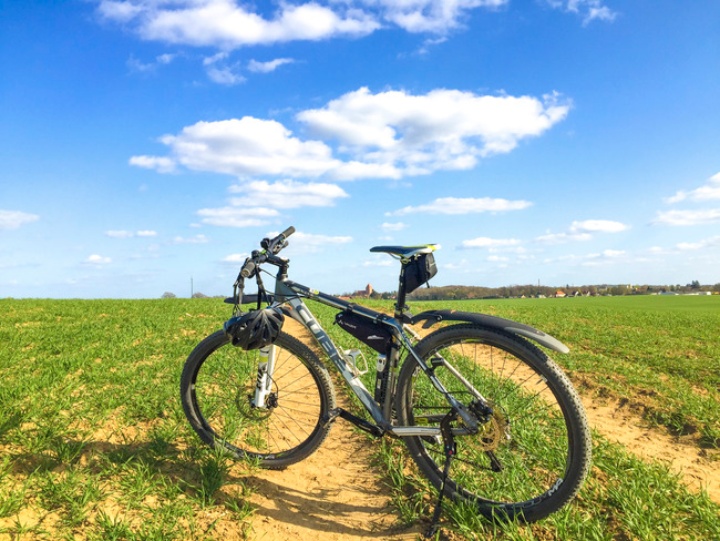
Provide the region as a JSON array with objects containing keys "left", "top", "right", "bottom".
[
  {"left": 97, "top": 1, "right": 515, "bottom": 51},
  {"left": 97, "top": 0, "right": 143, "bottom": 22},
  {"left": 130, "top": 87, "right": 569, "bottom": 181},
  {"left": 652, "top": 209, "right": 720, "bottom": 226},
  {"left": 665, "top": 172, "right": 720, "bottom": 203},
  {"left": 570, "top": 219, "right": 628, "bottom": 234},
  {"left": 133, "top": 117, "right": 339, "bottom": 177},
  {"left": 127, "top": 53, "right": 176, "bottom": 73},
  {"left": 173, "top": 234, "right": 210, "bottom": 244},
  {"left": 201, "top": 51, "right": 246, "bottom": 85},
  {"left": 86, "top": 254, "right": 112, "bottom": 265},
  {"left": 106, "top": 229, "right": 158, "bottom": 238},
  {"left": 222, "top": 253, "right": 249, "bottom": 264},
  {"left": 248, "top": 58, "right": 294, "bottom": 73},
  {"left": 581, "top": 249, "right": 625, "bottom": 266},
  {"left": 543, "top": 248, "right": 625, "bottom": 266},
  {"left": 196, "top": 206, "right": 280, "bottom": 228},
  {"left": 676, "top": 236, "right": 720, "bottom": 251},
  {"left": 389, "top": 196, "right": 532, "bottom": 216},
  {"left": 206, "top": 65, "right": 246, "bottom": 85},
  {"left": 381, "top": 222, "right": 407, "bottom": 232},
  {"left": 0, "top": 210, "right": 39, "bottom": 230},
  {"left": 460, "top": 237, "right": 522, "bottom": 249},
  {"left": 299, "top": 88, "right": 570, "bottom": 178},
  {"left": 228, "top": 179, "right": 348, "bottom": 209},
  {"left": 98, "top": 0, "right": 380, "bottom": 48},
  {"left": 284, "top": 231, "right": 353, "bottom": 253},
  {"left": 536, "top": 231, "right": 591, "bottom": 244},
  {"left": 129, "top": 155, "right": 177, "bottom": 173},
  {"left": 198, "top": 179, "right": 348, "bottom": 228},
  {"left": 536, "top": 218, "right": 628, "bottom": 243},
  {"left": 545, "top": 0, "right": 617, "bottom": 25},
  {"left": 378, "top": 0, "right": 508, "bottom": 34}
]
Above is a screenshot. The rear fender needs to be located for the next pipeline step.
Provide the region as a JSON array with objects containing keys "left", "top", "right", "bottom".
[{"left": 410, "top": 309, "right": 569, "bottom": 354}]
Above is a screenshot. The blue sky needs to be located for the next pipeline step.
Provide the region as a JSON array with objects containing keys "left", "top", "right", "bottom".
[{"left": 1, "top": 0, "right": 719, "bottom": 299}]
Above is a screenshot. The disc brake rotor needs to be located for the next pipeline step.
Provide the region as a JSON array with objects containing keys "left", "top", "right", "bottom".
[{"left": 476, "top": 404, "right": 510, "bottom": 451}]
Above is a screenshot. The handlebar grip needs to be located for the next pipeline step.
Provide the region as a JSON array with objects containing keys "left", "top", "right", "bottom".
[
  {"left": 280, "top": 226, "right": 295, "bottom": 239},
  {"left": 240, "top": 259, "right": 256, "bottom": 278}
]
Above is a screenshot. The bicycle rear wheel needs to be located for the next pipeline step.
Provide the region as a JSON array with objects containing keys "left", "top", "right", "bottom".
[
  {"left": 181, "top": 330, "right": 336, "bottom": 469},
  {"left": 395, "top": 324, "right": 591, "bottom": 522}
]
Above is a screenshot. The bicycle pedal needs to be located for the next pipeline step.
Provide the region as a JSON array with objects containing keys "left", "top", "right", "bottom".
[{"left": 322, "top": 408, "right": 342, "bottom": 427}]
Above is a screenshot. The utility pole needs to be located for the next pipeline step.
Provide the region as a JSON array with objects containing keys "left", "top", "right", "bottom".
[{"left": 191, "top": 276, "right": 194, "bottom": 298}]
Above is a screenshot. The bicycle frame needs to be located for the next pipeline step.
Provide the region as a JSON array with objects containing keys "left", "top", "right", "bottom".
[
  {"left": 183, "top": 227, "right": 590, "bottom": 534},
  {"left": 266, "top": 270, "right": 482, "bottom": 439}
]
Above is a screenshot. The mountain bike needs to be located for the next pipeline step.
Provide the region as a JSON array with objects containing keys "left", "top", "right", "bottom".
[{"left": 180, "top": 226, "right": 591, "bottom": 535}]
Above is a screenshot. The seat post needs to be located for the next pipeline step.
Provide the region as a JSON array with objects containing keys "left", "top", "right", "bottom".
[{"left": 394, "top": 266, "right": 407, "bottom": 319}]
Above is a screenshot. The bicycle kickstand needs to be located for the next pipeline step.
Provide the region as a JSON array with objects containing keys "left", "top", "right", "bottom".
[{"left": 425, "top": 411, "right": 457, "bottom": 539}]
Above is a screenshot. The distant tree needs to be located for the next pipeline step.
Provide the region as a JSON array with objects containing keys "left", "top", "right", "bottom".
[
  {"left": 689, "top": 280, "right": 701, "bottom": 290},
  {"left": 162, "top": 292, "right": 176, "bottom": 299},
  {"left": 192, "top": 292, "right": 208, "bottom": 299}
]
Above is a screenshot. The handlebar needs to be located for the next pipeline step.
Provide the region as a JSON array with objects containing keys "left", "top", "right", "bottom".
[
  {"left": 264, "top": 226, "right": 296, "bottom": 255},
  {"left": 238, "top": 226, "right": 296, "bottom": 279}
]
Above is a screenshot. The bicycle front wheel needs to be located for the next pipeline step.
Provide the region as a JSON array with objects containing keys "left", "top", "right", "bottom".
[
  {"left": 181, "top": 330, "right": 336, "bottom": 469},
  {"left": 395, "top": 324, "right": 591, "bottom": 522}
]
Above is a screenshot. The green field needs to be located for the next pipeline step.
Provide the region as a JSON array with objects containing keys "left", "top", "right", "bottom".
[{"left": 1, "top": 296, "right": 718, "bottom": 540}]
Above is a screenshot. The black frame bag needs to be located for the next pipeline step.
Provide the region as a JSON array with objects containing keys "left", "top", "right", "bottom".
[{"left": 335, "top": 310, "right": 393, "bottom": 354}]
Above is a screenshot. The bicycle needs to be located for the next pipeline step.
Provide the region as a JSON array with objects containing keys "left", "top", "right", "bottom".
[{"left": 180, "top": 226, "right": 592, "bottom": 535}]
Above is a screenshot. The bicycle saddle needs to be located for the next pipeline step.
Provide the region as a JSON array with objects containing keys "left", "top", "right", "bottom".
[{"left": 370, "top": 244, "right": 439, "bottom": 259}]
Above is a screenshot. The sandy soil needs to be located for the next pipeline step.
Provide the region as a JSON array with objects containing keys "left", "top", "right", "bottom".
[
  {"left": 239, "top": 393, "right": 719, "bottom": 541},
  {"left": 244, "top": 420, "right": 423, "bottom": 541},
  {"left": 582, "top": 397, "right": 719, "bottom": 503}
]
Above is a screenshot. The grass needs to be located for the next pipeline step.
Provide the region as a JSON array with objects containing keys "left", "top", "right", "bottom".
[
  {"left": 408, "top": 295, "right": 720, "bottom": 446},
  {"left": 1, "top": 295, "right": 719, "bottom": 540},
  {"left": 0, "top": 298, "right": 250, "bottom": 540}
]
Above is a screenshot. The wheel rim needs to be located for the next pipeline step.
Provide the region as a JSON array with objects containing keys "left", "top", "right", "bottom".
[
  {"left": 406, "top": 336, "right": 576, "bottom": 509},
  {"left": 192, "top": 340, "right": 325, "bottom": 459}
]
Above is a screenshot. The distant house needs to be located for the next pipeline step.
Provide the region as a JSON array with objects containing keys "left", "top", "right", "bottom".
[{"left": 555, "top": 290, "right": 567, "bottom": 298}]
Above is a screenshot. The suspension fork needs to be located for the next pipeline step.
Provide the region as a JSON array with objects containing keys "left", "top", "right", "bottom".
[{"left": 252, "top": 345, "right": 277, "bottom": 409}]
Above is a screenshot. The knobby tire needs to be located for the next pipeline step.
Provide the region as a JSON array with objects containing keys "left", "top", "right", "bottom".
[
  {"left": 181, "top": 330, "right": 336, "bottom": 469},
  {"left": 395, "top": 324, "right": 591, "bottom": 522}
]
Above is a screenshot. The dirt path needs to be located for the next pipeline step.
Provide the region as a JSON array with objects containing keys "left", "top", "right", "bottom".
[
  {"left": 582, "top": 397, "right": 719, "bottom": 503},
  {"left": 244, "top": 420, "right": 423, "bottom": 541},
  {"left": 236, "top": 396, "right": 719, "bottom": 541}
]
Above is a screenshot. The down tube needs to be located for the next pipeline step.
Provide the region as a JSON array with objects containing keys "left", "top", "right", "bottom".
[{"left": 283, "top": 295, "right": 386, "bottom": 425}]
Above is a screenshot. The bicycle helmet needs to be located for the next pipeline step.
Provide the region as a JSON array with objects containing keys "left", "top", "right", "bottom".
[{"left": 224, "top": 307, "right": 284, "bottom": 350}]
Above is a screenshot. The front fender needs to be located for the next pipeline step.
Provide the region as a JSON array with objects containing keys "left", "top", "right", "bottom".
[{"left": 410, "top": 309, "right": 569, "bottom": 354}]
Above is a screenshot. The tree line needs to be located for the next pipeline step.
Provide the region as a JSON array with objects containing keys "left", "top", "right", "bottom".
[
  {"left": 369, "top": 281, "right": 720, "bottom": 301},
  {"left": 162, "top": 280, "right": 719, "bottom": 300}
]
